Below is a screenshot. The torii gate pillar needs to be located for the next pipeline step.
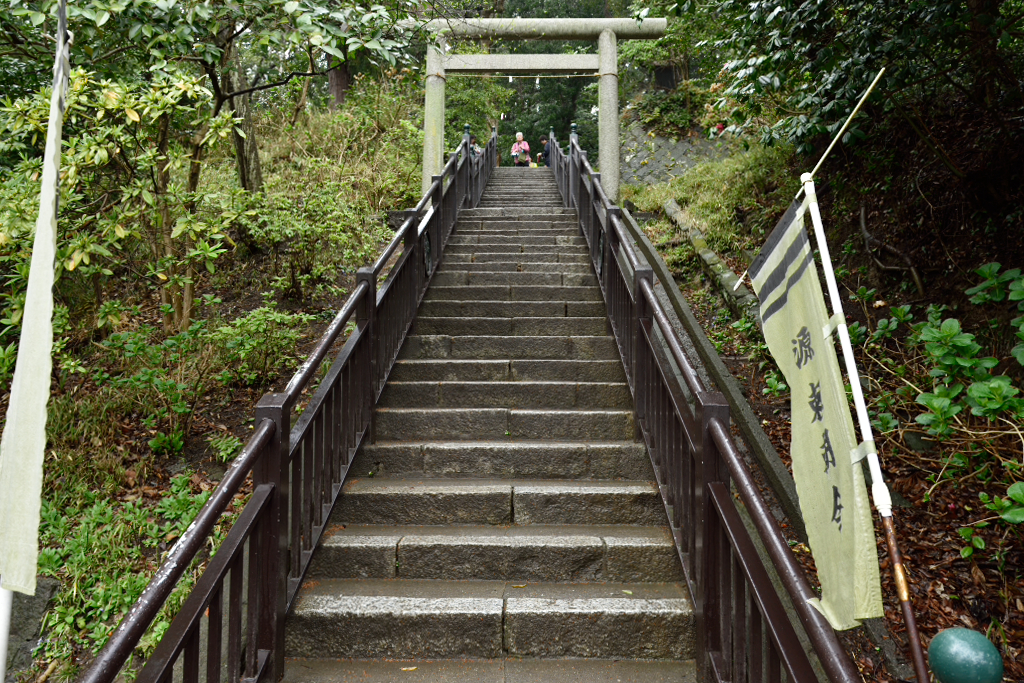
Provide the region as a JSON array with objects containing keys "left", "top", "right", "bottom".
[
  {"left": 423, "top": 18, "right": 667, "bottom": 201},
  {"left": 422, "top": 38, "right": 446, "bottom": 196},
  {"left": 597, "top": 29, "right": 619, "bottom": 201}
]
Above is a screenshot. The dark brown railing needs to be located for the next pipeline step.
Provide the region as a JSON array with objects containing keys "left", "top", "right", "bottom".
[
  {"left": 549, "top": 126, "right": 862, "bottom": 683},
  {"left": 80, "top": 128, "right": 498, "bottom": 683}
]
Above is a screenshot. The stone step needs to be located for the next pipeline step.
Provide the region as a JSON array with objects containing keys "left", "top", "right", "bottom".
[
  {"left": 285, "top": 579, "right": 693, "bottom": 660},
  {"left": 448, "top": 235, "right": 585, "bottom": 246},
  {"left": 416, "top": 300, "right": 604, "bottom": 318},
  {"left": 397, "top": 335, "right": 618, "bottom": 360},
  {"left": 350, "top": 440, "right": 650, "bottom": 480},
  {"left": 423, "top": 286, "right": 603, "bottom": 302},
  {"left": 458, "top": 208, "right": 574, "bottom": 218},
  {"left": 411, "top": 316, "right": 608, "bottom": 337},
  {"left": 445, "top": 244, "right": 588, "bottom": 255},
  {"left": 430, "top": 271, "right": 597, "bottom": 287},
  {"left": 436, "top": 262, "right": 593, "bottom": 274},
  {"left": 478, "top": 202, "right": 564, "bottom": 208},
  {"left": 378, "top": 381, "right": 630, "bottom": 409},
  {"left": 373, "top": 407, "right": 635, "bottom": 441},
  {"left": 443, "top": 252, "right": 590, "bottom": 264},
  {"left": 308, "top": 524, "right": 683, "bottom": 582},
  {"left": 453, "top": 225, "right": 578, "bottom": 236},
  {"left": 387, "top": 359, "right": 625, "bottom": 382},
  {"left": 332, "top": 478, "right": 660, "bottom": 526},
  {"left": 283, "top": 657, "right": 697, "bottom": 683}
]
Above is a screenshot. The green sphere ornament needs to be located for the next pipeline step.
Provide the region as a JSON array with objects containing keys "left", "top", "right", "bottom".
[{"left": 929, "top": 628, "right": 1003, "bottom": 683}]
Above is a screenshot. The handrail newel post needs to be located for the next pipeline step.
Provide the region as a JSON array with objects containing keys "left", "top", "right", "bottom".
[
  {"left": 253, "top": 395, "right": 290, "bottom": 683},
  {"left": 356, "top": 266, "right": 378, "bottom": 418},
  {"left": 431, "top": 175, "right": 444, "bottom": 270},
  {"left": 632, "top": 259, "right": 653, "bottom": 438},
  {"left": 695, "top": 392, "right": 730, "bottom": 682}
]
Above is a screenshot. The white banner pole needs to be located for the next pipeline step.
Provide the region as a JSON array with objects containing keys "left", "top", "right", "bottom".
[{"left": 0, "top": 584, "right": 12, "bottom": 682}]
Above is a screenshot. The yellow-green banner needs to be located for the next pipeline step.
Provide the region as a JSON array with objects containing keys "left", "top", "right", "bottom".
[{"left": 749, "top": 197, "right": 883, "bottom": 630}]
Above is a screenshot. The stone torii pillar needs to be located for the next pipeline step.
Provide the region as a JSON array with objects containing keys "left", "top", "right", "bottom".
[{"left": 422, "top": 18, "right": 667, "bottom": 202}]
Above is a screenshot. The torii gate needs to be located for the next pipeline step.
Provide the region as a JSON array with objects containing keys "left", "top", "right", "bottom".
[{"left": 423, "top": 18, "right": 667, "bottom": 201}]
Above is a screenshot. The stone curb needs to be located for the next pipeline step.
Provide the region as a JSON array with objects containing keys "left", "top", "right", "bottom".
[{"left": 662, "top": 199, "right": 761, "bottom": 325}]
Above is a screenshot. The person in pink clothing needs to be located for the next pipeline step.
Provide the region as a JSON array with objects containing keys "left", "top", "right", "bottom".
[{"left": 511, "top": 132, "right": 531, "bottom": 166}]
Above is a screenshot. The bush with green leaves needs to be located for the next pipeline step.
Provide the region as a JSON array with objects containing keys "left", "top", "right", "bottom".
[{"left": 212, "top": 306, "right": 314, "bottom": 386}]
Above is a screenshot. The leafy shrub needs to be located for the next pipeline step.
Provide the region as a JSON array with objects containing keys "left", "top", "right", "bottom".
[{"left": 213, "top": 306, "right": 314, "bottom": 386}]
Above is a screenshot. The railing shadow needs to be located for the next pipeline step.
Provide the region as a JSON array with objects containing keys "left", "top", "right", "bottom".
[
  {"left": 548, "top": 127, "right": 862, "bottom": 683},
  {"left": 80, "top": 128, "right": 500, "bottom": 683}
]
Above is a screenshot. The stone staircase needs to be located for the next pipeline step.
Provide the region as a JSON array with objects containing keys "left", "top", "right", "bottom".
[{"left": 283, "top": 167, "right": 696, "bottom": 682}]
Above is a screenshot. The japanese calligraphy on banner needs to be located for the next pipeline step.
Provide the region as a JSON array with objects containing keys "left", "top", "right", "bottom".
[{"left": 749, "top": 197, "right": 883, "bottom": 630}]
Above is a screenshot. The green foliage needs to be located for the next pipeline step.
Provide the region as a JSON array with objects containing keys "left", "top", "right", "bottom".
[
  {"left": 980, "top": 483, "right": 1024, "bottom": 524},
  {"left": 212, "top": 306, "right": 314, "bottom": 386},
  {"left": 37, "top": 473, "right": 218, "bottom": 663},
  {"left": 913, "top": 318, "right": 998, "bottom": 383},
  {"left": 621, "top": 143, "right": 797, "bottom": 251},
  {"left": 915, "top": 384, "right": 965, "bottom": 439},
  {"left": 714, "top": 0, "right": 1024, "bottom": 150},
  {"left": 847, "top": 321, "right": 868, "bottom": 346},
  {"left": 762, "top": 370, "right": 789, "bottom": 398},
  {"left": 208, "top": 433, "right": 244, "bottom": 464},
  {"left": 958, "top": 526, "right": 986, "bottom": 559},
  {"left": 629, "top": 85, "right": 712, "bottom": 136}
]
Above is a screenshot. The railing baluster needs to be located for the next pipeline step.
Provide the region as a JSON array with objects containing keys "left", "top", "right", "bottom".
[{"left": 207, "top": 584, "right": 223, "bottom": 683}]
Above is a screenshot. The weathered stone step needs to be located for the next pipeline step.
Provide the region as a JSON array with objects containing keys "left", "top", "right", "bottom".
[
  {"left": 373, "top": 407, "right": 634, "bottom": 441},
  {"left": 453, "top": 225, "right": 578, "bottom": 236},
  {"left": 423, "top": 286, "right": 603, "bottom": 302},
  {"left": 332, "top": 478, "right": 660, "bottom": 526},
  {"left": 388, "top": 358, "right": 625, "bottom": 382},
  {"left": 448, "top": 234, "right": 585, "bottom": 246},
  {"left": 457, "top": 208, "right": 575, "bottom": 219},
  {"left": 308, "top": 524, "right": 683, "bottom": 582},
  {"left": 444, "top": 252, "right": 590, "bottom": 264},
  {"left": 411, "top": 316, "right": 608, "bottom": 337},
  {"left": 436, "top": 261, "right": 593, "bottom": 274},
  {"left": 416, "top": 300, "right": 604, "bottom": 318},
  {"left": 350, "top": 440, "right": 649, "bottom": 480},
  {"left": 283, "top": 657, "right": 697, "bottom": 683},
  {"left": 397, "top": 334, "right": 617, "bottom": 360},
  {"left": 430, "top": 271, "right": 597, "bottom": 287},
  {"left": 378, "top": 380, "right": 630, "bottom": 409},
  {"left": 445, "top": 244, "right": 589, "bottom": 255},
  {"left": 286, "top": 579, "right": 693, "bottom": 659},
  {"left": 478, "top": 201, "right": 564, "bottom": 208}
]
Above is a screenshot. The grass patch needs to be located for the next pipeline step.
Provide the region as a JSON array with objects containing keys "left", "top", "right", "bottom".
[{"left": 622, "top": 143, "right": 800, "bottom": 253}]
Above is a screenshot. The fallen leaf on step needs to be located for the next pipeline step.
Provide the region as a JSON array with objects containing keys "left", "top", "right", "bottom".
[
  {"left": 401, "top": 667, "right": 417, "bottom": 671},
  {"left": 622, "top": 590, "right": 633, "bottom": 595}
]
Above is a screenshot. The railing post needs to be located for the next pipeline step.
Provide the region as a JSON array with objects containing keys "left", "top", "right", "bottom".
[
  {"left": 569, "top": 123, "right": 579, "bottom": 209},
  {"left": 695, "top": 393, "right": 730, "bottom": 683},
  {"left": 356, "top": 266, "right": 378, "bottom": 402},
  {"left": 632, "top": 259, "right": 653, "bottom": 435},
  {"left": 431, "top": 175, "right": 445, "bottom": 265},
  {"left": 252, "top": 394, "right": 290, "bottom": 683}
]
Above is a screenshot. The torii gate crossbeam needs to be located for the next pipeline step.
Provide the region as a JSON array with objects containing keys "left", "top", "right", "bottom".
[{"left": 421, "top": 18, "right": 667, "bottom": 201}]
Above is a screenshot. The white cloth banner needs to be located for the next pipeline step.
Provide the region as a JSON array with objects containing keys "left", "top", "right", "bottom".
[{"left": 0, "top": 4, "right": 70, "bottom": 595}]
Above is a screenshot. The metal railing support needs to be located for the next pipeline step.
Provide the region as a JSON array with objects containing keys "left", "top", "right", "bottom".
[{"left": 253, "top": 392, "right": 291, "bottom": 682}]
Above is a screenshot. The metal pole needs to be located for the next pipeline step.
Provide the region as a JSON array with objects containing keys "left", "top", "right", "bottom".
[{"left": 801, "top": 176, "right": 929, "bottom": 683}]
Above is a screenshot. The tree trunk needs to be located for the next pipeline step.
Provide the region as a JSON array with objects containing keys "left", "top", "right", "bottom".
[
  {"left": 227, "top": 64, "right": 264, "bottom": 192},
  {"left": 328, "top": 60, "right": 350, "bottom": 111},
  {"left": 291, "top": 47, "right": 314, "bottom": 125},
  {"left": 154, "top": 113, "right": 180, "bottom": 334}
]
